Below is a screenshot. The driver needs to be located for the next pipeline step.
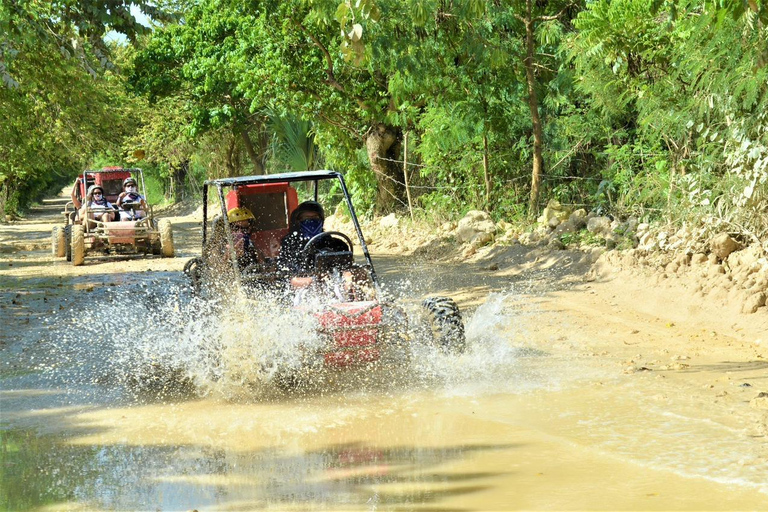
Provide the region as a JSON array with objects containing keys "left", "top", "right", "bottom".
[
  {"left": 80, "top": 185, "right": 116, "bottom": 224},
  {"left": 115, "top": 177, "right": 148, "bottom": 220},
  {"left": 278, "top": 200, "right": 347, "bottom": 273}
]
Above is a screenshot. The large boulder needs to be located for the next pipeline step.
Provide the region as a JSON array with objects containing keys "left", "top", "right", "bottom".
[{"left": 456, "top": 210, "right": 495, "bottom": 243}]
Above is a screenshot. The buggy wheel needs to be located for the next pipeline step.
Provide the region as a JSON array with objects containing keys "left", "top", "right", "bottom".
[
  {"left": 64, "top": 225, "right": 72, "bottom": 261},
  {"left": 51, "top": 226, "right": 65, "bottom": 258},
  {"left": 158, "top": 219, "right": 175, "bottom": 257},
  {"left": 183, "top": 257, "right": 203, "bottom": 292},
  {"left": 420, "top": 297, "right": 466, "bottom": 354},
  {"left": 71, "top": 225, "right": 85, "bottom": 266}
]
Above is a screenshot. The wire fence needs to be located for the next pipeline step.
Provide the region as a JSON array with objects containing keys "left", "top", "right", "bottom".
[{"left": 372, "top": 155, "right": 603, "bottom": 193}]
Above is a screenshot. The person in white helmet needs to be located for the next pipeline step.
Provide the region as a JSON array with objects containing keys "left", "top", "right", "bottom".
[
  {"left": 115, "top": 177, "right": 148, "bottom": 221},
  {"left": 80, "top": 185, "right": 116, "bottom": 225}
]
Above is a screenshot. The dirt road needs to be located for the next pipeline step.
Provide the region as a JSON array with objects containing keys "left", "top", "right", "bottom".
[{"left": 2, "top": 195, "right": 768, "bottom": 511}]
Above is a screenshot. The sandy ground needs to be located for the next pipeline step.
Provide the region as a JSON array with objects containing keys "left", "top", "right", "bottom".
[{"left": 2, "top": 193, "right": 768, "bottom": 510}]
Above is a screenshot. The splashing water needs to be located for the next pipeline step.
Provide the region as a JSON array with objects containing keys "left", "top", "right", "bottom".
[
  {"left": 38, "top": 271, "right": 551, "bottom": 403},
  {"left": 43, "top": 277, "right": 324, "bottom": 402}
]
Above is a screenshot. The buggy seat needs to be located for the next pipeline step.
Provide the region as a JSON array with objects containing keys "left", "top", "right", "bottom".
[
  {"left": 226, "top": 182, "right": 299, "bottom": 259},
  {"left": 95, "top": 169, "right": 132, "bottom": 203}
]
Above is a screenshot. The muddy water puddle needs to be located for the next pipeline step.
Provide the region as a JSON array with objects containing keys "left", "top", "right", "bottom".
[{"left": 3, "top": 272, "right": 768, "bottom": 510}]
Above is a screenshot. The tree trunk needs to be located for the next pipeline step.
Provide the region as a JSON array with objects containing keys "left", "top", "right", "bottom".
[
  {"left": 170, "top": 160, "right": 189, "bottom": 203},
  {"left": 365, "top": 123, "right": 404, "bottom": 212},
  {"left": 241, "top": 129, "right": 265, "bottom": 175},
  {"left": 524, "top": 0, "right": 545, "bottom": 217},
  {"left": 225, "top": 136, "right": 238, "bottom": 177},
  {"left": 0, "top": 178, "right": 13, "bottom": 222}
]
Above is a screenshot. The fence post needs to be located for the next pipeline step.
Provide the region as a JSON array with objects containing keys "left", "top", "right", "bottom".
[{"left": 403, "top": 131, "right": 414, "bottom": 221}]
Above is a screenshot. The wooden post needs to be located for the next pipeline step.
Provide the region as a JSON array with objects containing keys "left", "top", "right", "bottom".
[
  {"left": 483, "top": 132, "right": 491, "bottom": 208},
  {"left": 403, "top": 131, "right": 414, "bottom": 221}
]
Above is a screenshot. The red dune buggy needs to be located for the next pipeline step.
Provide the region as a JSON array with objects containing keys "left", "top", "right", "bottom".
[
  {"left": 52, "top": 167, "right": 175, "bottom": 265},
  {"left": 184, "top": 171, "right": 465, "bottom": 377}
]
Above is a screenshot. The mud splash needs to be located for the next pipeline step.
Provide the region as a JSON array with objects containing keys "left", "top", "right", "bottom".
[{"left": 35, "top": 276, "right": 543, "bottom": 405}]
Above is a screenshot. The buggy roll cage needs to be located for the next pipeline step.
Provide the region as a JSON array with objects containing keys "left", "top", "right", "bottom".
[
  {"left": 202, "top": 170, "right": 379, "bottom": 286},
  {"left": 66, "top": 167, "right": 151, "bottom": 232}
]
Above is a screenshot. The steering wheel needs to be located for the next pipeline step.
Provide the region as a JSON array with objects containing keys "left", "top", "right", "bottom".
[
  {"left": 300, "top": 231, "right": 353, "bottom": 258},
  {"left": 121, "top": 201, "right": 141, "bottom": 211}
]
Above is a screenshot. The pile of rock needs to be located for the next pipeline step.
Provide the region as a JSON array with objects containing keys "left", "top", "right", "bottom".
[
  {"left": 533, "top": 200, "right": 638, "bottom": 251},
  {"left": 596, "top": 231, "right": 768, "bottom": 314}
]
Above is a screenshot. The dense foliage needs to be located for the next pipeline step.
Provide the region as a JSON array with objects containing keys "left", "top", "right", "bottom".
[{"left": 2, "top": 0, "right": 767, "bottom": 243}]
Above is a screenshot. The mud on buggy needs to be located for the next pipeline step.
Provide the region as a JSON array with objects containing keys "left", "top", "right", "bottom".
[
  {"left": 51, "top": 167, "right": 175, "bottom": 266},
  {"left": 183, "top": 171, "right": 466, "bottom": 377}
]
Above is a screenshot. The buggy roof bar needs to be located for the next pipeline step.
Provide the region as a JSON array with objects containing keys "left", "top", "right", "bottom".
[
  {"left": 202, "top": 170, "right": 379, "bottom": 287},
  {"left": 204, "top": 170, "right": 341, "bottom": 187},
  {"left": 83, "top": 168, "right": 143, "bottom": 173}
]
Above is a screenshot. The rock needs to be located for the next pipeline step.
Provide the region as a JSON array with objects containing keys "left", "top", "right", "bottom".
[
  {"left": 742, "top": 292, "right": 767, "bottom": 314},
  {"left": 552, "top": 221, "right": 576, "bottom": 237},
  {"left": 750, "top": 392, "right": 768, "bottom": 410},
  {"left": 691, "top": 253, "right": 707, "bottom": 265},
  {"left": 675, "top": 253, "right": 691, "bottom": 267},
  {"left": 587, "top": 216, "right": 612, "bottom": 237},
  {"left": 456, "top": 210, "right": 495, "bottom": 243},
  {"left": 537, "top": 199, "right": 571, "bottom": 229},
  {"left": 710, "top": 233, "right": 740, "bottom": 260},
  {"left": 379, "top": 213, "right": 399, "bottom": 229},
  {"left": 638, "top": 232, "right": 657, "bottom": 251},
  {"left": 496, "top": 220, "right": 513, "bottom": 233},
  {"left": 728, "top": 243, "right": 764, "bottom": 269},
  {"left": 519, "top": 232, "right": 538, "bottom": 245},
  {"left": 440, "top": 221, "right": 457, "bottom": 233},
  {"left": 548, "top": 238, "right": 566, "bottom": 250},
  {"left": 470, "top": 231, "right": 493, "bottom": 248},
  {"left": 568, "top": 209, "right": 588, "bottom": 230},
  {"left": 461, "top": 244, "right": 477, "bottom": 258}
]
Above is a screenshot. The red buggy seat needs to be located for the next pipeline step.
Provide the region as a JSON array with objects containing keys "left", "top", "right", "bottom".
[
  {"left": 225, "top": 182, "right": 299, "bottom": 258},
  {"left": 95, "top": 168, "right": 131, "bottom": 203}
]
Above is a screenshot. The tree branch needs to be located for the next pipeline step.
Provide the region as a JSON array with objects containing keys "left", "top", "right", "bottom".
[{"left": 297, "top": 22, "right": 346, "bottom": 94}]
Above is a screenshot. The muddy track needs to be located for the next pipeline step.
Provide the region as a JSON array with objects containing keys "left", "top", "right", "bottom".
[{"left": 2, "top": 193, "right": 768, "bottom": 510}]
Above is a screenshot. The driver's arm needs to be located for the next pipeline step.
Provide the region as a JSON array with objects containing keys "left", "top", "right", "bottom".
[
  {"left": 71, "top": 182, "right": 82, "bottom": 208},
  {"left": 116, "top": 192, "right": 126, "bottom": 206}
]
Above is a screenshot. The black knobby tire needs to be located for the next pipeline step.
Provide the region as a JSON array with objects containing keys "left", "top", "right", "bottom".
[
  {"left": 183, "top": 257, "right": 203, "bottom": 292},
  {"left": 71, "top": 225, "right": 85, "bottom": 266},
  {"left": 51, "top": 226, "right": 65, "bottom": 258},
  {"left": 158, "top": 219, "right": 175, "bottom": 257},
  {"left": 421, "top": 297, "right": 466, "bottom": 354},
  {"left": 64, "top": 225, "right": 72, "bottom": 262}
]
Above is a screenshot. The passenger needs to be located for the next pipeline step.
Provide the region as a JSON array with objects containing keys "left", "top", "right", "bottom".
[
  {"left": 115, "top": 177, "right": 148, "bottom": 220},
  {"left": 80, "top": 185, "right": 116, "bottom": 225},
  {"left": 227, "top": 207, "right": 260, "bottom": 268}
]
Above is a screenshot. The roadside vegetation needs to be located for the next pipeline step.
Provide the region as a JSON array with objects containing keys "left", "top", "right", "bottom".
[{"left": 1, "top": 0, "right": 767, "bottom": 247}]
